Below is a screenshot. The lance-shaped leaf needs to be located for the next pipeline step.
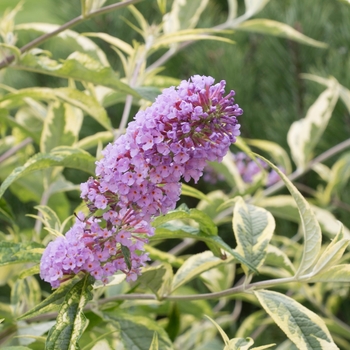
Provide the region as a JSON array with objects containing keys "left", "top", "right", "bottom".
[
  {"left": 181, "top": 183, "right": 210, "bottom": 203},
  {"left": 0, "top": 146, "right": 95, "bottom": 198},
  {"left": 255, "top": 156, "right": 322, "bottom": 277},
  {"left": 287, "top": 79, "right": 340, "bottom": 169},
  {"left": 0, "top": 242, "right": 44, "bottom": 267},
  {"left": 309, "top": 264, "right": 350, "bottom": 283},
  {"left": 312, "top": 223, "right": 350, "bottom": 276},
  {"left": 233, "top": 197, "right": 275, "bottom": 273},
  {"left": 237, "top": 19, "right": 328, "bottom": 48},
  {"left": 171, "top": 251, "right": 225, "bottom": 292},
  {"left": 46, "top": 275, "right": 93, "bottom": 350},
  {"left": 103, "top": 312, "right": 174, "bottom": 350},
  {"left": 255, "top": 290, "right": 339, "bottom": 350}
]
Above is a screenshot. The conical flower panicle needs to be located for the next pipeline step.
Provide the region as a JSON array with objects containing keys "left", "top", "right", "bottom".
[{"left": 40, "top": 75, "right": 243, "bottom": 288}]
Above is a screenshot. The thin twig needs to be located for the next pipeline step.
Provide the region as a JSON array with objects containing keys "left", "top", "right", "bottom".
[
  {"left": 0, "top": 137, "right": 32, "bottom": 164},
  {"left": 0, "top": 0, "right": 144, "bottom": 70}
]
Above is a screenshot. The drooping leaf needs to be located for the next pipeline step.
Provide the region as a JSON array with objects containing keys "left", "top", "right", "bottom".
[
  {"left": 0, "top": 146, "right": 96, "bottom": 198},
  {"left": 0, "top": 242, "right": 44, "bottom": 267},
  {"left": 287, "top": 79, "right": 340, "bottom": 169},
  {"left": 255, "top": 156, "right": 322, "bottom": 276},
  {"left": 237, "top": 19, "right": 328, "bottom": 48},
  {"left": 233, "top": 197, "right": 275, "bottom": 273},
  {"left": 255, "top": 290, "right": 339, "bottom": 350},
  {"left": 103, "top": 312, "right": 174, "bottom": 350},
  {"left": 171, "top": 251, "right": 225, "bottom": 291},
  {"left": 46, "top": 275, "right": 93, "bottom": 350}
]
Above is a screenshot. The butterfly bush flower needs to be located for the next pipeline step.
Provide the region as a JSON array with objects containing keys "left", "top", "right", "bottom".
[{"left": 40, "top": 75, "right": 243, "bottom": 288}]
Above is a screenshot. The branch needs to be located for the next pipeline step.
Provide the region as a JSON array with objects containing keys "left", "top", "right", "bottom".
[
  {"left": 0, "top": 0, "right": 144, "bottom": 70},
  {"left": 0, "top": 137, "right": 32, "bottom": 164}
]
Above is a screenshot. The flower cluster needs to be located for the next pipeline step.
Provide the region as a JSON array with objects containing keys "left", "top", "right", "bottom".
[{"left": 40, "top": 75, "right": 243, "bottom": 288}]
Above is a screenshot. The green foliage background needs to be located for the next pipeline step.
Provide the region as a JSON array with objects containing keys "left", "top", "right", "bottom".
[{"left": 1, "top": 0, "right": 350, "bottom": 349}]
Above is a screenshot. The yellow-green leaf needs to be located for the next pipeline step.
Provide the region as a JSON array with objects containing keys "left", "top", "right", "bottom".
[
  {"left": 255, "top": 290, "right": 339, "bottom": 350},
  {"left": 287, "top": 79, "right": 340, "bottom": 169},
  {"left": 254, "top": 157, "right": 322, "bottom": 276},
  {"left": 233, "top": 197, "right": 275, "bottom": 273}
]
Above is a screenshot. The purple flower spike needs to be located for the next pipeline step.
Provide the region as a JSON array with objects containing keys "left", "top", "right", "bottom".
[{"left": 40, "top": 75, "right": 243, "bottom": 288}]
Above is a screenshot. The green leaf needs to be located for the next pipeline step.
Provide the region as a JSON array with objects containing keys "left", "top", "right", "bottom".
[
  {"left": 151, "top": 29, "right": 234, "bottom": 54},
  {"left": 53, "top": 88, "right": 111, "bottom": 130},
  {"left": 233, "top": 197, "right": 275, "bottom": 273},
  {"left": 103, "top": 312, "right": 174, "bottom": 350},
  {"left": 181, "top": 183, "right": 210, "bottom": 203},
  {"left": 302, "top": 74, "right": 350, "bottom": 114},
  {"left": 255, "top": 156, "right": 322, "bottom": 276},
  {"left": 41, "top": 102, "right": 82, "bottom": 153},
  {"left": 309, "top": 264, "right": 350, "bottom": 283},
  {"left": 121, "top": 245, "right": 131, "bottom": 270},
  {"left": 163, "top": 0, "right": 209, "bottom": 33},
  {"left": 46, "top": 275, "right": 93, "bottom": 350},
  {"left": 149, "top": 332, "right": 159, "bottom": 350},
  {"left": 237, "top": 19, "right": 328, "bottom": 48},
  {"left": 255, "top": 290, "right": 339, "bottom": 350},
  {"left": 287, "top": 79, "right": 340, "bottom": 169},
  {"left": 171, "top": 251, "right": 225, "bottom": 291},
  {"left": 322, "top": 152, "right": 350, "bottom": 205},
  {"left": 82, "top": 32, "right": 133, "bottom": 55},
  {"left": 138, "top": 264, "right": 173, "bottom": 299},
  {"left": 18, "top": 275, "right": 83, "bottom": 321},
  {"left": 201, "top": 262, "right": 235, "bottom": 293},
  {"left": 17, "top": 51, "right": 139, "bottom": 97},
  {"left": 76, "top": 131, "right": 113, "bottom": 150},
  {"left": 0, "top": 242, "right": 43, "bottom": 266},
  {"left": 144, "top": 245, "right": 184, "bottom": 268},
  {"left": 33, "top": 205, "right": 62, "bottom": 233},
  {"left": 225, "top": 337, "right": 254, "bottom": 350},
  {"left": 312, "top": 223, "right": 350, "bottom": 275},
  {"left": 0, "top": 146, "right": 96, "bottom": 198}
]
